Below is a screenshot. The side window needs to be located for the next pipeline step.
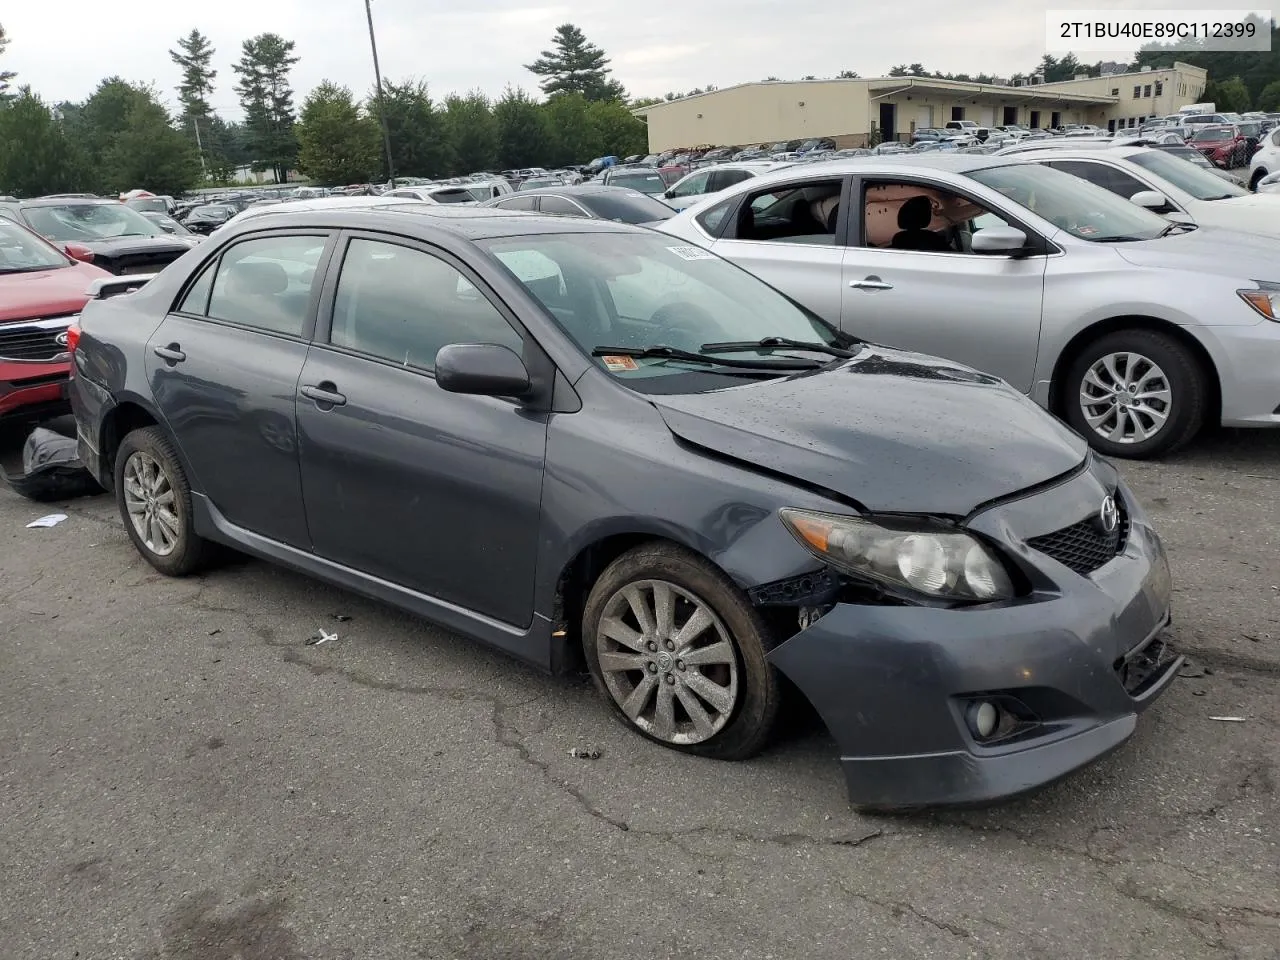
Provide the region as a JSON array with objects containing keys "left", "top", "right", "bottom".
[
  {"left": 330, "top": 238, "right": 522, "bottom": 373},
  {"left": 710, "top": 169, "right": 753, "bottom": 191},
  {"left": 669, "top": 171, "right": 711, "bottom": 198},
  {"left": 1270, "top": 129, "right": 1280, "bottom": 147},
  {"left": 695, "top": 196, "right": 735, "bottom": 236},
  {"left": 860, "top": 181, "right": 1008, "bottom": 253},
  {"left": 206, "top": 235, "right": 325, "bottom": 336},
  {"left": 1044, "top": 160, "right": 1148, "bottom": 200},
  {"left": 496, "top": 196, "right": 537, "bottom": 211},
  {"left": 731, "top": 179, "right": 843, "bottom": 244},
  {"left": 538, "top": 196, "right": 588, "bottom": 217},
  {"left": 176, "top": 260, "right": 217, "bottom": 315}
]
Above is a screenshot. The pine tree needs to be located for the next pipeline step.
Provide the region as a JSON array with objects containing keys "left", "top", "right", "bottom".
[
  {"left": 233, "top": 33, "right": 300, "bottom": 183},
  {"left": 0, "top": 22, "right": 16, "bottom": 98},
  {"left": 169, "top": 29, "right": 217, "bottom": 177},
  {"left": 525, "top": 24, "right": 626, "bottom": 102}
]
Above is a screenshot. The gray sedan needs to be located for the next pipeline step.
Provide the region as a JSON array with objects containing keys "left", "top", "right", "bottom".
[{"left": 658, "top": 155, "right": 1280, "bottom": 458}]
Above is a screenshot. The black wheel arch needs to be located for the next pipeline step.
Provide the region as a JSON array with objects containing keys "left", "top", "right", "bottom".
[{"left": 97, "top": 400, "right": 200, "bottom": 495}]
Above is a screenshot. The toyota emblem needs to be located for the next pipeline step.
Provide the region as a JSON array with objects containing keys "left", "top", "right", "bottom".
[
  {"left": 1099, "top": 496, "right": 1119, "bottom": 533},
  {"left": 55, "top": 331, "right": 69, "bottom": 347}
]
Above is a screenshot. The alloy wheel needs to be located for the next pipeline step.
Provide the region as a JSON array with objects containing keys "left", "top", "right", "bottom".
[
  {"left": 122, "top": 450, "right": 182, "bottom": 557},
  {"left": 1078, "top": 351, "right": 1172, "bottom": 445},
  {"left": 595, "top": 579, "right": 739, "bottom": 745}
]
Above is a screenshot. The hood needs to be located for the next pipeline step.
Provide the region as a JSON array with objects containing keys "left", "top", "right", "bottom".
[
  {"left": 0, "top": 261, "right": 110, "bottom": 323},
  {"left": 1111, "top": 224, "right": 1280, "bottom": 279},
  {"left": 649, "top": 345, "right": 1088, "bottom": 516},
  {"left": 1193, "top": 194, "right": 1280, "bottom": 236},
  {"left": 76, "top": 235, "right": 194, "bottom": 259}
]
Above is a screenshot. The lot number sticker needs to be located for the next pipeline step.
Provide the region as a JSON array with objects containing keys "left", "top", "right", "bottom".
[{"left": 667, "top": 245, "right": 717, "bottom": 261}]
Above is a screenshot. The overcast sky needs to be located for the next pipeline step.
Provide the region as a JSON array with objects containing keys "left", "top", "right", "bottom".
[{"left": 0, "top": 1, "right": 1265, "bottom": 118}]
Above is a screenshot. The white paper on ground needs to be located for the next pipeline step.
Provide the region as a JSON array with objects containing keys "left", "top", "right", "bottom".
[{"left": 26, "top": 514, "right": 69, "bottom": 529}]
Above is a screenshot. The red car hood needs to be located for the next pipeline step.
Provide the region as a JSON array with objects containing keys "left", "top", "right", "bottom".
[{"left": 0, "top": 262, "right": 110, "bottom": 323}]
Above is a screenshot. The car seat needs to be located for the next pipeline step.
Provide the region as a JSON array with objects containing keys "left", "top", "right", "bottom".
[
  {"left": 890, "top": 195, "right": 951, "bottom": 251},
  {"left": 217, "top": 260, "right": 301, "bottom": 333}
]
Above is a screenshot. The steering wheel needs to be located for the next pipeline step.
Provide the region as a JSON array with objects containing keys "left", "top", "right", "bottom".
[{"left": 648, "top": 301, "right": 722, "bottom": 344}]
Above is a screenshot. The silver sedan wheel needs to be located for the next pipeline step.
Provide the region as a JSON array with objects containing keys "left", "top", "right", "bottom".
[
  {"left": 595, "top": 579, "right": 739, "bottom": 745},
  {"left": 1079, "top": 351, "right": 1171, "bottom": 445},
  {"left": 122, "top": 451, "right": 181, "bottom": 557}
]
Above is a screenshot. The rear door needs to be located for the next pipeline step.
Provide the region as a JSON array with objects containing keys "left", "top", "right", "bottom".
[{"left": 145, "top": 231, "right": 333, "bottom": 547}]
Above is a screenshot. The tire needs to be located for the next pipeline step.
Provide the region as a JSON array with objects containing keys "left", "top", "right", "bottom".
[
  {"left": 1251, "top": 168, "right": 1268, "bottom": 191},
  {"left": 114, "top": 426, "right": 212, "bottom": 576},
  {"left": 581, "top": 543, "right": 781, "bottom": 761},
  {"left": 1062, "top": 329, "right": 1206, "bottom": 460}
]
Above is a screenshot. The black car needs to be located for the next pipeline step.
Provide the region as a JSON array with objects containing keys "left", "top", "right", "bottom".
[
  {"left": 0, "top": 198, "right": 196, "bottom": 275},
  {"left": 180, "top": 203, "right": 239, "bottom": 235},
  {"left": 68, "top": 205, "right": 1180, "bottom": 809},
  {"left": 482, "top": 185, "right": 674, "bottom": 225}
]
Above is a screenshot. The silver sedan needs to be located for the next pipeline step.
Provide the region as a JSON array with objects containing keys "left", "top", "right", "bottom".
[{"left": 657, "top": 155, "right": 1280, "bottom": 458}]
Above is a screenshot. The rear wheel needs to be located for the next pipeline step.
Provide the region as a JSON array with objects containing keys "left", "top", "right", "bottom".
[
  {"left": 581, "top": 543, "right": 781, "bottom": 760},
  {"left": 1063, "top": 329, "right": 1206, "bottom": 460},
  {"left": 114, "top": 426, "right": 212, "bottom": 576},
  {"left": 1250, "top": 167, "right": 1268, "bottom": 191}
]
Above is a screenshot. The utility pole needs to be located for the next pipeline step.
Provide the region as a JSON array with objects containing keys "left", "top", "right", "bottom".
[
  {"left": 364, "top": 0, "right": 396, "bottom": 184},
  {"left": 192, "top": 115, "right": 209, "bottom": 180}
]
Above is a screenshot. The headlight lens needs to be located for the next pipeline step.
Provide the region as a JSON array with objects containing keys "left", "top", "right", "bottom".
[
  {"left": 1237, "top": 283, "right": 1280, "bottom": 322},
  {"left": 779, "top": 508, "right": 1015, "bottom": 602}
]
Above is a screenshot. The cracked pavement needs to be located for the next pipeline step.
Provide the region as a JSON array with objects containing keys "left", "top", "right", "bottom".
[{"left": 1, "top": 424, "right": 1278, "bottom": 960}]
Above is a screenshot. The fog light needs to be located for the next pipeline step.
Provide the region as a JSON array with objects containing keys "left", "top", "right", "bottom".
[{"left": 967, "top": 700, "right": 999, "bottom": 740}]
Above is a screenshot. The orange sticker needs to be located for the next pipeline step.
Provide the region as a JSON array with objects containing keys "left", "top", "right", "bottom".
[{"left": 601, "top": 355, "right": 639, "bottom": 372}]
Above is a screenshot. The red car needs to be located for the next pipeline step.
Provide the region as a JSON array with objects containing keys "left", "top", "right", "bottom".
[
  {"left": 1189, "top": 124, "right": 1249, "bottom": 169},
  {"left": 0, "top": 219, "right": 110, "bottom": 422}
]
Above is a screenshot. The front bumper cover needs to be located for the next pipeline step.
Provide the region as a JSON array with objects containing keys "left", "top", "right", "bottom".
[{"left": 766, "top": 462, "right": 1181, "bottom": 809}]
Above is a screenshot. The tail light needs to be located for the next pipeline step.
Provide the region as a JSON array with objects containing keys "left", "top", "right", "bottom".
[{"left": 65, "top": 323, "right": 81, "bottom": 354}]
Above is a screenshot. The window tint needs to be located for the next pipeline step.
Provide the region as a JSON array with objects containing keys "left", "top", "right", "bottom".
[
  {"left": 330, "top": 238, "right": 522, "bottom": 372},
  {"left": 495, "top": 196, "right": 537, "bottom": 211},
  {"left": 711, "top": 169, "right": 754, "bottom": 191},
  {"left": 177, "top": 261, "right": 216, "bottom": 315},
  {"left": 732, "top": 179, "right": 843, "bottom": 244},
  {"left": 1043, "top": 160, "right": 1148, "bottom": 200},
  {"left": 860, "top": 181, "right": 1007, "bottom": 253},
  {"left": 669, "top": 171, "right": 711, "bottom": 198},
  {"left": 695, "top": 197, "right": 735, "bottom": 235},
  {"left": 206, "top": 235, "right": 325, "bottom": 336},
  {"left": 538, "top": 195, "right": 588, "bottom": 217}
]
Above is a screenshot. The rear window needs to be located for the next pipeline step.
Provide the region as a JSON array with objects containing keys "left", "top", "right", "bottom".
[{"left": 579, "top": 192, "right": 675, "bottom": 223}]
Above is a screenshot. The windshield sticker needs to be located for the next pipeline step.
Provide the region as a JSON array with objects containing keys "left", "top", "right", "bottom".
[
  {"left": 667, "top": 245, "right": 717, "bottom": 261},
  {"left": 600, "top": 355, "right": 639, "bottom": 372}
]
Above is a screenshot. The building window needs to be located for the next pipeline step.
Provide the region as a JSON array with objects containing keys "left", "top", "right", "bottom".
[
  {"left": 1132, "top": 85, "right": 1141, "bottom": 98},
  {"left": 1143, "top": 84, "right": 1152, "bottom": 97},
  {"left": 951, "top": 106, "right": 965, "bottom": 121},
  {"left": 1111, "top": 88, "right": 1119, "bottom": 96},
  {"left": 1155, "top": 81, "right": 1163, "bottom": 96},
  {"left": 1128, "top": 117, "right": 1136, "bottom": 128}
]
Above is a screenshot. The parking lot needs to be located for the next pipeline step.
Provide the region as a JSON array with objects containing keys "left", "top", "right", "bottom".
[{"left": 1, "top": 421, "right": 1277, "bottom": 960}]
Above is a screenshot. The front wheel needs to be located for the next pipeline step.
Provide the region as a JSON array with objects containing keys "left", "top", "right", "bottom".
[
  {"left": 1063, "top": 329, "right": 1207, "bottom": 459},
  {"left": 114, "top": 426, "right": 212, "bottom": 576},
  {"left": 581, "top": 543, "right": 781, "bottom": 760},
  {"left": 1250, "top": 167, "right": 1268, "bottom": 191}
]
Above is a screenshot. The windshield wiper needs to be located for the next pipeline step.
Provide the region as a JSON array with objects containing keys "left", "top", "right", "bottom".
[
  {"left": 700, "top": 336, "right": 860, "bottom": 360},
  {"left": 591, "top": 344, "right": 821, "bottom": 370},
  {"left": 0, "top": 264, "right": 62, "bottom": 274}
]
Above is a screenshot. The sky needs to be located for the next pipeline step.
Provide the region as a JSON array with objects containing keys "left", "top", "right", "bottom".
[{"left": 0, "top": 1, "right": 1268, "bottom": 118}]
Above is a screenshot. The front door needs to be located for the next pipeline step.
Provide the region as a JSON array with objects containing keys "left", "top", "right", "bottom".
[
  {"left": 296, "top": 233, "right": 547, "bottom": 628},
  {"left": 839, "top": 177, "right": 1048, "bottom": 392},
  {"left": 879, "top": 103, "right": 897, "bottom": 142},
  {"left": 146, "top": 232, "right": 331, "bottom": 547}
]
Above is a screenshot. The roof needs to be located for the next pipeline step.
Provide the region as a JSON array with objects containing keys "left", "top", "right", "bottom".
[
  {"left": 513, "top": 184, "right": 663, "bottom": 198},
  {"left": 762, "top": 153, "right": 1026, "bottom": 177},
  {"left": 20, "top": 196, "right": 118, "bottom": 207}
]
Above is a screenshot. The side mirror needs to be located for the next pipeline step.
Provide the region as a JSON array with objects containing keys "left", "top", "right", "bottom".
[
  {"left": 664, "top": 189, "right": 675, "bottom": 199},
  {"left": 1130, "top": 190, "right": 1170, "bottom": 211},
  {"left": 64, "top": 242, "right": 95, "bottom": 264},
  {"left": 971, "top": 225, "right": 1028, "bottom": 255},
  {"left": 435, "top": 343, "right": 531, "bottom": 398}
]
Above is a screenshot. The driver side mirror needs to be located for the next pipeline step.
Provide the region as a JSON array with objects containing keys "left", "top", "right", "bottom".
[
  {"left": 970, "top": 225, "right": 1028, "bottom": 256},
  {"left": 435, "top": 343, "right": 531, "bottom": 398},
  {"left": 1130, "top": 190, "right": 1173, "bottom": 212},
  {"left": 64, "top": 242, "right": 95, "bottom": 264}
]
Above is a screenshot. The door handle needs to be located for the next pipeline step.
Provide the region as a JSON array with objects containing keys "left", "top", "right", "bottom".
[
  {"left": 849, "top": 278, "right": 894, "bottom": 290},
  {"left": 153, "top": 343, "right": 186, "bottom": 363},
  {"left": 300, "top": 383, "right": 347, "bottom": 408}
]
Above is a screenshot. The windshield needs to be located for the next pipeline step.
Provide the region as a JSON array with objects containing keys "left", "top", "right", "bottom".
[
  {"left": 607, "top": 172, "right": 667, "bottom": 194},
  {"left": 970, "top": 162, "right": 1171, "bottom": 242},
  {"left": 0, "top": 219, "right": 70, "bottom": 272},
  {"left": 579, "top": 192, "right": 675, "bottom": 223},
  {"left": 1192, "top": 126, "right": 1234, "bottom": 142},
  {"left": 23, "top": 202, "right": 164, "bottom": 242},
  {"left": 1127, "top": 149, "right": 1247, "bottom": 200},
  {"left": 126, "top": 198, "right": 169, "bottom": 213},
  {"left": 479, "top": 232, "right": 845, "bottom": 387}
]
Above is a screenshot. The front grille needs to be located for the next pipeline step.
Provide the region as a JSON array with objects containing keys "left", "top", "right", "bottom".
[
  {"left": 0, "top": 323, "right": 71, "bottom": 362},
  {"left": 1027, "top": 501, "right": 1128, "bottom": 576}
]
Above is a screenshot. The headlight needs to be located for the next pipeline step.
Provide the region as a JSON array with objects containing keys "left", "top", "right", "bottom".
[
  {"left": 1237, "top": 282, "right": 1280, "bottom": 321},
  {"left": 779, "top": 508, "right": 1014, "bottom": 602}
]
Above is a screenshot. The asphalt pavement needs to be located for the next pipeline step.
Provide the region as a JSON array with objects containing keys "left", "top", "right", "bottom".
[{"left": 1, "top": 423, "right": 1277, "bottom": 960}]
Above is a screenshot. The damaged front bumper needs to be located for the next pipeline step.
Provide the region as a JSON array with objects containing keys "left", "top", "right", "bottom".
[{"left": 766, "top": 473, "right": 1181, "bottom": 810}]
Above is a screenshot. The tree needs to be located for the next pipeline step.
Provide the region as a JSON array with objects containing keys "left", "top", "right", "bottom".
[
  {"left": 543, "top": 92, "right": 601, "bottom": 166},
  {"left": 296, "top": 82, "right": 380, "bottom": 184},
  {"left": 78, "top": 78, "right": 161, "bottom": 182},
  {"left": 493, "top": 86, "right": 550, "bottom": 169},
  {"left": 1258, "top": 79, "right": 1280, "bottom": 112},
  {"left": 1134, "top": 14, "right": 1276, "bottom": 104},
  {"left": 102, "top": 98, "right": 201, "bottom": 196},
  {"left": 587, "top": 99, "right": 648, "bottom": 158},
  {"left": 1205, "top": 75, "right": 1251, "bottom": 113},
  {"left": 443, "top": 91, "right": 497, "bottom": 174},
  {"left": 169, "top": 29, "right": 217, "bottom": 174},
  {"left": 234, "top": 33, "right": 300, "bottom": 183},
  {"left": 525, "top": 24, "right": 626, "bottom": 101},
  {"left": 837, "top": 70, "right": 860, "bottom": 79},
  {"left": 0, "top": 22, "right": 15, "bottom": 98},
  {"left": 377, "top": 79, "right": 452, "bottom": 178},
  {"left": 0, "top": 88, "right": 89, "bottom": 195}
]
